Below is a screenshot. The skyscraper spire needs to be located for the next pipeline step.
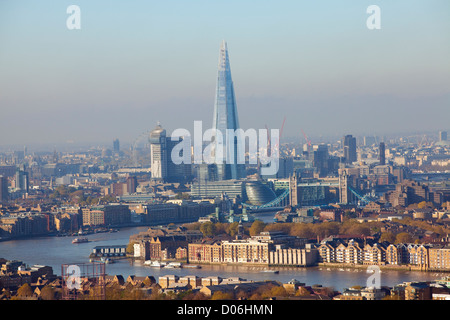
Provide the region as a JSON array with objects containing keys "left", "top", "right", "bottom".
[
  {"left": 218, "top": 40, "right": 229, "bottom": 71},
  {"left": 212, "top": 40, "right": 238, "bottom": 132},
  {"left": 211, "top": 41, "right": 245, "bottom": 180}
]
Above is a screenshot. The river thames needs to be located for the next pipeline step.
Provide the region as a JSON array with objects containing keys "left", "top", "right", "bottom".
[{"left": 0, "top": 218, "right": 447, "bottom": 292}]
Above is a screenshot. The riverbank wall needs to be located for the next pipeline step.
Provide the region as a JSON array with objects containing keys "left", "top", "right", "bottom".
[{"left": 317, "top": 262, "right": 450, "bottom": 273}]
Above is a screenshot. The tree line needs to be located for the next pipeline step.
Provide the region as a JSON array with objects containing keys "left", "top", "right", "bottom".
[{"left": 184, "top": 216, "right": 450, "bottom": 244}]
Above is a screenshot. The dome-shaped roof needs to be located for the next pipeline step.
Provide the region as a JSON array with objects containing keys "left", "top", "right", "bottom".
[{"left": 150, "top": 123, "right": 166, "bottom": 139}]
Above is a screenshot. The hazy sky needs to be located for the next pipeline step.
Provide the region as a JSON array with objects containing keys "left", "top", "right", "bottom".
[{"left": 0, "top": 0, "right": 449, "bottom": 148}]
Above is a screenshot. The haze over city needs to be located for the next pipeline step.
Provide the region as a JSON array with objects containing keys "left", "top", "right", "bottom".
[
  {"left": 2, "top": 1, "right": 450, "bottom": 307},
  {"left": 0, "top": 0, "right": 449, "bottom": 149}
]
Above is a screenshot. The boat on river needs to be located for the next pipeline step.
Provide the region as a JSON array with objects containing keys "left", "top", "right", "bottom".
[
  {"left": 166, "top": 262, "right": 183, "bottom": 268},
  {"left": 261, "top": 269, "right": 279, "bottom": 274},
  {"left": 72, "top": 237, "right": 88, "bottom": 244},
  {"left": 149, "top": 261, "right": 166, "bottom": 268}
]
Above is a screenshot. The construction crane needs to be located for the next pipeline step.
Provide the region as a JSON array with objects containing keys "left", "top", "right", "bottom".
[
  {"left": 301, "top": 128, "right": 311, "bottom": 147},
  {"left": 265, "top": 116, "right": 286, "bottom": 152},
  {"left": 279, "top": 116, "right": 286, "bottom": 142}
]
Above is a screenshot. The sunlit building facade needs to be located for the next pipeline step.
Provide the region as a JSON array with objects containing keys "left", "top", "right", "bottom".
[{"left": 211, "top": 41, "right": 246, "bottom": 181}]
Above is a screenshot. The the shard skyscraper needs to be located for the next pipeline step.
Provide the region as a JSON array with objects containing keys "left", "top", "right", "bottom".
[{"left": 210, "top": 40, "right": 246, "bottom": 181}]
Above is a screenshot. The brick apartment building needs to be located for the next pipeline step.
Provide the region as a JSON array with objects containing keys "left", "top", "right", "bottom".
[
  {"left": 82, "top": 204, "right": 131, "bottom": 227},
  {"left": 187, "top": 232, "right": 317, "bottom": 266},
  {"left": 318, "top": 239, "right": 450, "bottom": 271}
]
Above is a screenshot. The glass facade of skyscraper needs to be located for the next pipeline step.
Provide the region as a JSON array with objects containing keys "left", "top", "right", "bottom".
[{"left": 211, "top": 41, "right": 246, "bottom": 180}]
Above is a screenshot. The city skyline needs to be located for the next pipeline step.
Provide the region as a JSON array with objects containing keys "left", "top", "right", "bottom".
[{"left": 0, "top": 1, "right": 449, "bottom": 147}]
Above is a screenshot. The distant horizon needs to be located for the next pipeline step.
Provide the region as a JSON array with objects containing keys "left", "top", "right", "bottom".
[
  {"left": 1, "top": 1, "right": 449, "bottom": 147},
  {"left": 0, "top": 128, "right": 446, "bottom": 154}
]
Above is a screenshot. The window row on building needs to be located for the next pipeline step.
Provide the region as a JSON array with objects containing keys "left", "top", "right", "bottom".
[
  {"left": 318, "top": 239, "right": 450, "bottom": 270},
  {"left": 187, "top": 235, "right": 317, "bottom": 267}
]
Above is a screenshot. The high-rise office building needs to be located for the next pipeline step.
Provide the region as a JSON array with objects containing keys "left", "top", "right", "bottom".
[
  {"left": 311, "top": 144, "right": 329, "bottom": 177},
  {"left": 379, "top": 142, "right": 386, "bottom": 165},
  {"left": 149, "top": 124, "right": 168, "bottom": 180},
  {"left": 211, "top": 41, "right": 246, "bottom": 181},
  {"left": 436, "top": 131, "right": 449, "bottom": 147},
  {"left": 113, "top": 139, "right": 120, "bottom": 154},
  {"left": 15, "top": 166, "right": 29, "bottom": 193},
  {"left": 198, "top": 163, "right": 218, "bottom": 183},
  {"left": 126, "top": 176, "right": 138, "bottom": 194},
  {"left": 149, "top": 123, "right": 192, "bottom": 182},
  {"left": 343, "top": 135, "right": 357, "bottom": 164},
  {"left": 167, "top": 136, "right": 192, "bottom": 181},
  {"left": 261, "top": 156, "right": 293, "bottom": 179},
  {"left": 0, "top": 175, "right": 8, "bottom": 202}
]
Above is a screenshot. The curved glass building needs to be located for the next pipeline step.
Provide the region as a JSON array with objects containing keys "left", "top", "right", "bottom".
[{"left": 244, "top": 180, "right": 277, "bottom": 206}]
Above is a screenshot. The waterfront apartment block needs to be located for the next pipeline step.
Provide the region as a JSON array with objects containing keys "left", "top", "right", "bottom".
[
  {"left": 132, "top": 226, "right": 204, "bottom": 261},
  {"left": 151, "top": 236, "right": 187, "bottom": 260},
  {"left": 187, "top": 232, "right": 317, "bottom": 266},
  {"left": 428, "top": 245, "right": 450, "bottom": 271},
  {"left": 318, "top": 241, "right": 339, "bottom": 263},
  {"left": 335, "top": 240, "right": 364, "bottom": 264},
  {"left": 407, "top": 244, "right": 429, "bottom": 268},
  {"left": 188, "top": 240, "right": 223, "bottom": 264},
  {"left": 0, "top": 214, "right": 49, "bottom": 238},
  {"left": 318, "top": 239, "right": 387, "bottom": 265},
  {"left": 54, "top": 211, "right": 80, "bottom": 232},
  {"left": 319, "top": 240, "right": 388, "bottom": 266},
  {"left": 222, "top": 239, "right": 270, "bottom": 264},
  {"left": 317, "top": 239, "right": 450, "bottom": 271},
  {"left": 133, "top": 236, "right": 188, "bottom": 261},
  {"left": 362, "top": 243, "right": 387, "bottom": 265},
  {"left": 269, "top": 245, "right": 317, "bottom": 266},
  {"left": 385, "top": 244, "right": 408, "bottom": 265},
  {"left": 82, "top": 204, "right": 131, "bottom": 227}
]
